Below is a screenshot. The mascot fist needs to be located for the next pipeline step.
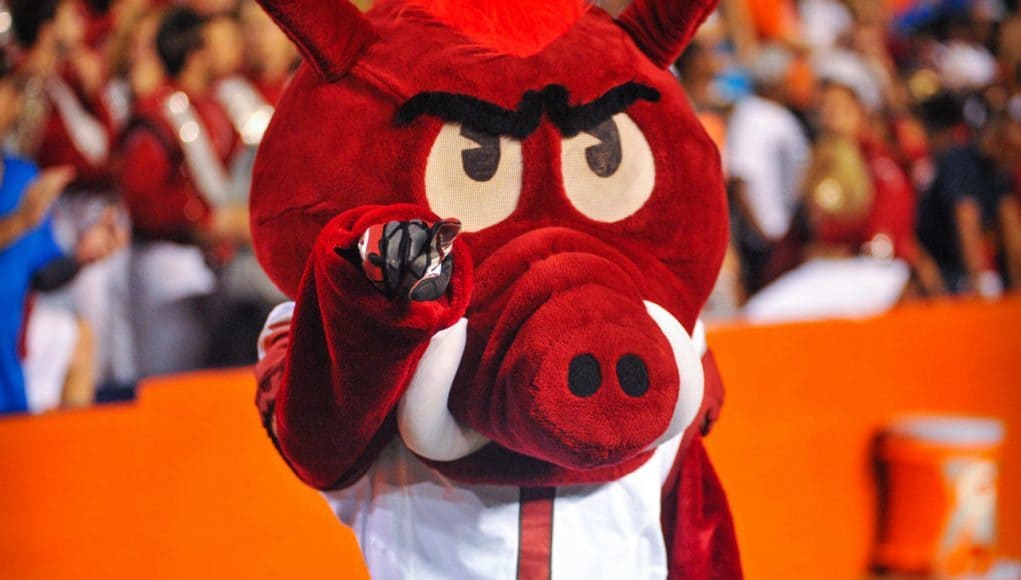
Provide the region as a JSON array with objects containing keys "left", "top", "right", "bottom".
[{"left": 345, "top": 218, "right": 461, "bottom": 302}]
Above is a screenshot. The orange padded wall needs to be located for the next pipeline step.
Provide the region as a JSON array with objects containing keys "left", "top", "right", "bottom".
[{"left": 1, "top": 297, "right": 1019, "bottom": 579}]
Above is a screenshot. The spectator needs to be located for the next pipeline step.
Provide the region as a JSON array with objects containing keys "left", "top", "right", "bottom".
[
  {"left": 9, "top": 0, "right": 113, "bottom": 187},
  {"left": 92, "top": 0, "right": 157, "bottom": 130},
  {"left": 239, "top": 0, "right": 298, "bottom": 105},
  {"left": 109, "top": 7, "right": 166, "bottom": 106},
  {"left": 918, "top": 97, "right": 1021, "bottom": 296},
  {"left": 118, "top": 7, "right": 246, "bottom": 376},
  {"left": 742, "top": 44, "right": 949, "bottom": 323},
  {"left": 1, "top": 55, "right": 125, "bottom": 414},
  {"left": 9, "top": 0, "right": 136, "bottom": 387},
  {"left": 725, "top": 43, "right": 811, "bottom": 292},
  {"left": 207, "top": 8, "right": 284, "bottom": 367},
  {"left": 209, "top": 12, "right": 269, "bottom": 156},
  {"left": 805, "top": 51, "right": 944, "bottom": 295},
  {"left": 810, "top": 54, "right": 896, "bottom": 251}
]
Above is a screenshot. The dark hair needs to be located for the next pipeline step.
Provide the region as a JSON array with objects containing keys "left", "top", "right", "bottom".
[
  {"left": 673, "top": 42, "right": 706, "bottom": 77},
  {"left": 916, "top": 92, "right": 964, "bottom": 132},
  {"left": 156, "top": 7, "right": 207, "bottom": 78},
  {"left": 0, "top": 48, "right": 11, "bottom": 81},
  {"left": 9, "top": 0, "right": 62, "bottom": 48},
  {"left": 85, "top": 0, "right": 112, "bottom": 14}
]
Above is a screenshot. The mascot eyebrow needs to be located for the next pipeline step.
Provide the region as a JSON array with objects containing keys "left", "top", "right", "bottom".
[{"left": 395, "top": 82, "right": 660, "bottom": 139}]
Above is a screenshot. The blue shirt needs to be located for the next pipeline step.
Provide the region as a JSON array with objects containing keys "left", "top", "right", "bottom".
[{"left": 0, "top": 155, "right": 64, "bottom": 414}]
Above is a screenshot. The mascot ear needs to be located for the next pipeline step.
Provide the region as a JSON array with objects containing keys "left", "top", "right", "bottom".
[
  {"left": 255, "top": 0, "right": 377, "bottom": 82},
  {"left": 616, "top": 0, "right": 719, "bottom": 69}
]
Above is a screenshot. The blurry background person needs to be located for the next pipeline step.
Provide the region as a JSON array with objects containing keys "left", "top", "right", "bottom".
[
  {"left": 9, "top": 0, "right": 136, "bottom": 388},
  {"left": 1, "top": 53, "right": 125, "bottom": 414},
  {"left": 725, "top": 43, "right": 811, "bottom": 293},
  {"left": 118, "top": 7, "right": 247, "bottom": 376},
  {"left": 239, "top": 0, "right": 297, "bottom": 105},
  {"left": 208, "top": 10, "right": 265, "bottom": 176},
  {"left": 107, "top": 6, "right": 165, "bottom": 109},
  {"left": 187, "top": 0, "right": 239, "bottom": 17},
  {"left": 673, "top": 29, "right": 727, "bottom": 117},
  {"left": 8, "top": 0, "right": 112, "bottom": 179},
  {"left": 918, "top": 96, "right": 1021, "bottom": 297},
  {"left": 806, "top": 51, "right": 944, "bottom": 295},
  {"left": 206, "top": 6, "right": 283, "bottom": 367},
  {"left": 674, "top": 27, "right": 747, "bottom": 319},
  {"left": 95, "top": 0, "right": 162, "bottom": 129},
  {"left": 743, "top": 50, "right": 939, "bottom": 323}
]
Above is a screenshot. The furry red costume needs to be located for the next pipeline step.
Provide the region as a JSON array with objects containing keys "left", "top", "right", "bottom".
[{"left": 251, "top": 0, "right": 742, "bottom": 577}]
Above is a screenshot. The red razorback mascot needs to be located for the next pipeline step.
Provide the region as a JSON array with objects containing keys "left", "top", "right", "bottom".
[{"left": 250, "top": 0, "right": 742, "bottom": 576}]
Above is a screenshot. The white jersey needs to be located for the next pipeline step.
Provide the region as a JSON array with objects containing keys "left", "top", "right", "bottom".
[{"left": 323, "top": 433, "right": 683, "bottom": 580}]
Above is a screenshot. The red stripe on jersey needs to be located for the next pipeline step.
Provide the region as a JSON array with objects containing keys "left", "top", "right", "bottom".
[{"left": 517, "top": 487, "right": 555, "bottom": 580}]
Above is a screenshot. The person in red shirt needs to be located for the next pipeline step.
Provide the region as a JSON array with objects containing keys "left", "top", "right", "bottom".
[
  {"left": 745, "top": 54, "right": 945, "bottom": 323},
  {"left": 10, "top": 0, "right": 114, "bottom": 190},
  {"left": 118, "top": 7, "right": 248, "bottom": 376},
  {"left": 120, "top": 8, "right": 239, "bottom": 241},
  {"left": 808, "top": 56, "right": 944, "bottom": 297}
]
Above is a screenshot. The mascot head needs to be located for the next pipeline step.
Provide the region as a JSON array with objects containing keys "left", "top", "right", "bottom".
[{"left": 251, "top": 0, "right": 726, "bottom": 485}]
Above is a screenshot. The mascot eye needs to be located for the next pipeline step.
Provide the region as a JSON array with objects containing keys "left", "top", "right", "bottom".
[
  {"left": 425, "top": 123, "right": 523, "bottom": 232},
  {"left": 560, "top": 114, "right": 655, "bottom": 222}
]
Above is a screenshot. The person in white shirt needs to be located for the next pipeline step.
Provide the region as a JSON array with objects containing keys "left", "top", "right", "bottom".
[{"left": 725, "top": 44, "right": 810, "bottom": 291}]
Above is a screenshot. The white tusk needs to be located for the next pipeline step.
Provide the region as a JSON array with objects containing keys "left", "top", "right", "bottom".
[
  {"left": 643, "top": 302, "right": 705, "bottom": 449},
  {"left": 397, "top": 318, "right": 491, "bottom": 461}
]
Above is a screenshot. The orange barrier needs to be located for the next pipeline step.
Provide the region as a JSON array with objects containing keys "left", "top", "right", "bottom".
[
  {"left": 1, "top": 297, "right": 1019, "bottom": 579},
  {"left": 705, "top": 297, "right": 1021, "bottom": 579}
]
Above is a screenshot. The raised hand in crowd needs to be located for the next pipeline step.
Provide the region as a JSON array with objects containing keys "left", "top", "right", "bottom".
[
  {"left": 0, "top": 166, "right": 75, "bottom": 249},
  {"left": 74, "top": 206, "right": 128, "bottom": 264}
]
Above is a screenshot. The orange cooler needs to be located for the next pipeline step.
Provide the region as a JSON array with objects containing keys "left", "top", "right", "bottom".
[{"left": 875, "top": 417, "right": 1005, "bottom": 576}]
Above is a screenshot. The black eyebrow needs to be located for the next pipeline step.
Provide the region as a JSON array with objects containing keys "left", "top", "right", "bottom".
[{"left": 395, "top": 82, "right": 660, "bottom": 139}]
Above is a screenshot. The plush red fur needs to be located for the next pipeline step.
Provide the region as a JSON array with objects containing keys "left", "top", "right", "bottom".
[
  {"left": 275, "top": 204, "right": 472, "bottom": 489},
  {"left": 250, "top": 0, "right": 739, "bottom": 574},
  {"left": 255, "top": 0, "right": 377, "bottom": 81},
  {"left": 617, "top": 0, "right": 720, "bottom": 68},
  {"left": 661, "top": 437, "right": 743, "bottom": 579},
  {"left": 251, "top": 0, "right": 728, "bottom": 480},
  {"left": 403, "top": 0, "right": 589, "bottom": 56}
]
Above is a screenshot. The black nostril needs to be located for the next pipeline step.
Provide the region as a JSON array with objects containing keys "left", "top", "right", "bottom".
[
  {"left": 616, "top": 354, "right": 649, "bottom": 397},
  {"left": 568, "top": 354, "right": 601, "bottom": 397}
]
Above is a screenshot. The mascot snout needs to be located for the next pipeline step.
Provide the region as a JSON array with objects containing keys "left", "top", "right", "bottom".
[
  {"left": 494, "top": 281, "right": 679, "bottom": 469},
  {"left": 434, "top": 229, "right": 706, "bottom": 469}
]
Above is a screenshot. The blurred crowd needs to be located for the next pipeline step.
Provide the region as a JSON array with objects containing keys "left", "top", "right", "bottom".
[
  {"left": 669, "top": 0, "right": 1021, "bottom": 321},
  {"left": 1, "top": 0, "right": 1019, "bottom": 415},
  {"left": 1, "top": 0, "right": 298, "bottom": 414}
]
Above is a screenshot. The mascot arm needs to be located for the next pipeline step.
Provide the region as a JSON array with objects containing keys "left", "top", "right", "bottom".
[
  {"left": 256, "top": 204, "right": 473, "bottom": 490},
  {"left": 660, "top": 350, "right": 742, "bottom": 580}
]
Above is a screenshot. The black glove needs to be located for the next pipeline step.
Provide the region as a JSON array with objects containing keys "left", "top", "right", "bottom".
[{"left": 338, "top": 218, "right": 461, "bottom": 302}]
